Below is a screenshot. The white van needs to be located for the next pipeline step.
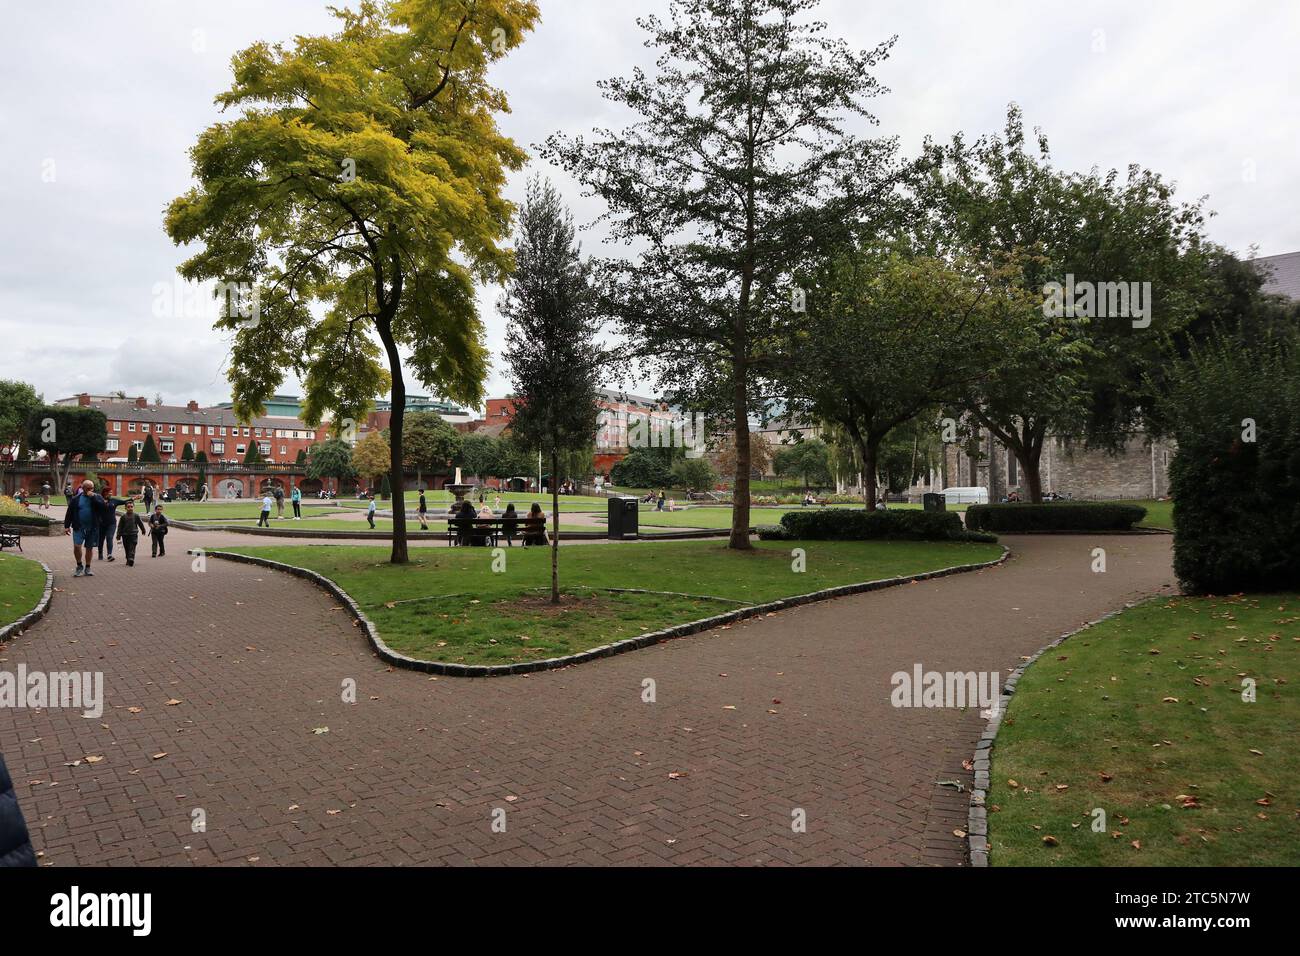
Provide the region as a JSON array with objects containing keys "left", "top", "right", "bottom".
[{"left": 940, "top": 486, "right": 989, "bottom": 505}]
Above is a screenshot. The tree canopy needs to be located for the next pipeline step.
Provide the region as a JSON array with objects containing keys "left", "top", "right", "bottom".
[{"left": 164, "top": 0, "right": 538, "bottom": 562}]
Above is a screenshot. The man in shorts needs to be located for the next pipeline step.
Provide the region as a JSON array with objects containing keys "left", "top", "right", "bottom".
[{"left": 63, "top": 479, "right": 109, "bottom": 577}]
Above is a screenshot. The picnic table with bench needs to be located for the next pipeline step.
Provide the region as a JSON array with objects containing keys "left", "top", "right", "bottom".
[{"left": 444, "top": 516, "right": 547, "bottom": 547}]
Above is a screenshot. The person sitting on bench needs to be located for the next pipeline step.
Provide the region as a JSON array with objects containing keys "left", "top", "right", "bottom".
[{"left": 501, "top": 503, "right": 519, "bottom": 546}]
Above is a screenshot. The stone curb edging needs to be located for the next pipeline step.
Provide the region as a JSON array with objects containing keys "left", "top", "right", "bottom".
[
  {"left": 0, "top": 558, "right": 55, "bottom": 643},
  {"left": 196, "top": 546, "right": 1010, "bottom": 678},
  {"left": 965, "top": 599, "right": 1147, "bottom": 868}
]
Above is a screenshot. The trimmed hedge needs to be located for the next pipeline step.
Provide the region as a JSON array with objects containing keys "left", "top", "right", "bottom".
[
  {"left": 760, "top": 508, "right": 995, "bottom": 543},
  {"left": 0, "top": 512, "right": 57, "bottom": 529},
  {"left": 964, "top": 502, "right": 1146, "bottom": 533}
]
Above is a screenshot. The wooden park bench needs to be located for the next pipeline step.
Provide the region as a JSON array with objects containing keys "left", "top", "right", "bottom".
[
  {"left": 444, "top": 516, "right": 547, "bottom": 548},
  {"left": 0, "top": 525, "right": 23, "bottom": 552}
]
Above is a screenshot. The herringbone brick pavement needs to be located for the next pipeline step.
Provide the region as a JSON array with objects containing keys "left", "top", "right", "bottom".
[{"left": 0, "top": 528, "right": 1174, "bottom": 865}]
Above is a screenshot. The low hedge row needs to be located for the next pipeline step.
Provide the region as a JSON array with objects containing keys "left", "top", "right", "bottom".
[
  {"left": 0, "top": 512, "right": 57, "bottom": 529},
  {"left": 964, "top": 502, "right": 1147, "bottom": 533},
  {"left": 757, "top": 508, "right": 997, "bottom": 543}
]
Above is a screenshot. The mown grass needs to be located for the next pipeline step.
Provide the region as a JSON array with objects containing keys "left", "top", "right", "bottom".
[
  {"left": 229, "top": 539, "right": 1001, "bottom": 665},
  {"left": 0, "top": 553, "right": 46, "bottom": 628},
  {"left": 1114, "top": 499, "right": 1174, "bottom": 531},
  {"left": 988, "top": 593, "right": 1299, "bottom": 866}
]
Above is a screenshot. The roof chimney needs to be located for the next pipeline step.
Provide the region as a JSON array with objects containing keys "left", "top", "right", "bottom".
[
  {"left": 187, "top": 400, "right": 200, "bottom": 412},
  {"left": 135, "top": 396, "right": 148, "bottom": 409},
  {"left": 78, "top": 393, "right": 91, "bottom": 407}
]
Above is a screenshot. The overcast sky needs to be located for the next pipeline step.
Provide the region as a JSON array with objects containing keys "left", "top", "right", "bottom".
[{"left": 1, "top": 0, "right": 1296, "bottom": 412}]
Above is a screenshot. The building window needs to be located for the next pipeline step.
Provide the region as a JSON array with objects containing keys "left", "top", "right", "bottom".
[
  {"left": 243, "top": 428, "right": 250, "bottom": 437},
  {"left": 161, "top": 441, "right": 174, "bottom": 454},
  {"left": 112, "top": 421, "right": 121, "bottom": 432},
  {"left": 278, "top": 445, "right": 285, "bottom": 456},
  {"left": 212, "top": 441, "right": 225, "bottom": 455},
  {"left": 182, "top": 425, "right": 189, "bottom": 435},
  {"left": 236, "top": 444, "right": 246, "bottom": 455},
  {"left": 133, "top": 441, "right": 144, "bottom": 454},
  {"left": 169, "top": 425, "right": 176, "bottom": 434},
  {"left": 128, "top": 423, "right": 136, "bottom": 432},
  {"left": 220, "top": 427, "right": 226, "bottom": 436},
  {"left": 106, "top": 438, "right": 119, "bottom": 452}
]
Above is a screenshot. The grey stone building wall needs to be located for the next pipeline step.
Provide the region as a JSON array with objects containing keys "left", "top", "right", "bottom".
[{"left": 930, "top": 431, "right": 1173, "bottom": 501}]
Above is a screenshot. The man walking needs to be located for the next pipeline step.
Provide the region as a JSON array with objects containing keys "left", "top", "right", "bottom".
[
  {"left": 290, "top": 485, "right": 302, "bottom": 520},
  {"left": 63, "top": 479, "right": 109, "bottom": 577},
  {"left": 258, "top": 492, "right": 273, "bottom": 527},
  {"left": 274, "top": 485, "right": 286, "bottom": 519},
  {"left": 116, "top": 500, "right": 146, "bottom": 567},
  {"left": 366, "top": 496, "right": 377, "bottom": 529},
  {"left": 40, "top": 482, "right": 50, "bottom": 508},
  {"left": 148, "top": 504, "right": 170, "bottom": 557},
  {"left": 142, "top": 483, "right": 155, "bottom": 513}
]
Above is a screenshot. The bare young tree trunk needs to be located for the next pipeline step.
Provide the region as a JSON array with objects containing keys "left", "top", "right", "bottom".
[
  {"left": 730, "top": 372, "right": 752, "bottom": 550},
  {"left": 551, "top": 448, "right": 560, "bottom": 605}
]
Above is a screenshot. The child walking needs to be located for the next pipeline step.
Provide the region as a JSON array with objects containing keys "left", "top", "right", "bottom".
[
  {"left": 148, "top": 505, "right": 170, "bottom": 557},
  {"left": 116, "top": 501, "right": 147, "bottom": 567}
]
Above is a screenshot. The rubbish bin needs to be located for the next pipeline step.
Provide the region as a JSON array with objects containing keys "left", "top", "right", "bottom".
[
  {"left": 923, "top": 493, "right": 947, "bottom": 513},
  {"left": 607, "top": 497, "right": 639, "bottom": 539}
]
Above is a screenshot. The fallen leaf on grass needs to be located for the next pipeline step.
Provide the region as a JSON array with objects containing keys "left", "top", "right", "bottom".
[{"left": 1042, "top": 835, "right": 1059, "bottom": 847}]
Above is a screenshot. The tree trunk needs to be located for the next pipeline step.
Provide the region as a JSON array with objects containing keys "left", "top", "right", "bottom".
[
  {"left": 730, "top": 383, "right": 752, "bottom": 549},
  {"left": 551, "top": 449, "right": 560, "bottom": 605},
  {"left": 861, "top": 437, "right": 881, "bottom": 510},
  {"left": 375, "top": 317, "right": 409, "bottom": 565}
]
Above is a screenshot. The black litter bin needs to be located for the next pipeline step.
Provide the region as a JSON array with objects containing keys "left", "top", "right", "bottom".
[
  {"left": 923, "top": 493, "right": 947, "bottom": 513},
  {"left": 607, "top": 497, "right": 639, "bottom": 539}
]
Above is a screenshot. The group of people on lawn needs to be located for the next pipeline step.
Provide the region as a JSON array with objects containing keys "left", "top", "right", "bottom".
[{"left": 62, "top": 480, "right": 170, "bottom": 575}]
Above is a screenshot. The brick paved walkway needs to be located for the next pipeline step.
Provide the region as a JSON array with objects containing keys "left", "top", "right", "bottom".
[{"left": 0, "top": 528, "right": 1174, "bottom": 866}]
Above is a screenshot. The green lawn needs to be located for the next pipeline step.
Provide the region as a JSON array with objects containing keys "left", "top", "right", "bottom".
[
  {"left": 0, "top": 553, "right": 46, "bottom": 628},
  {"left": 334, "top": 491, "right": 609, "bottom": 513},
  {"left": 1115, "top": 499, "right": 1174, "bottom": 531},
  {"left": 156, "top": 502, "right": 347, "bottom": 521},
  {"left": 228, "top": 539, "right": 1000, "bottom": 665},
  {"left": 988, "top": 593, "right": 1299, "bottom": 866},
  {"left": 212, "top": 517, "right": 602, "bottom": 534}
]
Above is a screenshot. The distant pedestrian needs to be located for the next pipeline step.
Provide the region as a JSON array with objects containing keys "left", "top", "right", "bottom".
[
  {"left": 40, "top": 482, "right": 50, "bottom": 508},
  {"left": 199, "top": 482, "right": 209, "bottom": 502},
  {"left": 274, "top": 485, "right": 286, "bottom": 518},
  {"left": 142, "top": 484, "right": 154, "bottom": 513},
  {"left": 258, "top": 493, "right": 273, "bottom": 528},
  {"left": 291, "top": 485, "right": 302, "bottom": 520},
  {"left": 63, "top": 479, "right": 109, "bottom": 577},
  {"left": 148, "top": 505, "right": 169, "bottom": 557},
  {"left": 417, "top": 491, "right": 429, "bottom": 530},
  {"left": 366, "top": 497, "right": 377, "bottom": 529},
  {"left": 656, "top": 490, "right": 666, "bottom": 512},
  {"left": 116, "top": 501, "right": 146, "bottom": 567}
]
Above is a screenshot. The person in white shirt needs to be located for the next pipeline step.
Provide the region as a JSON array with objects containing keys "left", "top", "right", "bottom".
[{"left": 258, "top": 494, "right": 273, "bottom": 527}]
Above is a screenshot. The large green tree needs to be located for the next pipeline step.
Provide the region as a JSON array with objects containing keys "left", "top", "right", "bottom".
[
  {"left": 786, "top": 250, "right": 1030, "bottom": 508},
  {"left": 306, "top": 437, "right": 358, "bottom": 485},
  {"left": 164, "top": 0, "right": 538, "bottom": 563},
  {"left": 921, "top": 106, "right": 1208, "bottom": 500},
  {"left": 397, "top": 411, "right": 461, "bottom": 489},
  {"left": 501, "top": 178, "right": 601, "bottom": 604},
  {"left": 26, "top": 406, "right": 107, "bottom": 490},
  {"left": 0, "top": 380, "right": 41, "bottom": 490},
  {"left": 545, "top": 0, "right": 902, "bottom": 549}
]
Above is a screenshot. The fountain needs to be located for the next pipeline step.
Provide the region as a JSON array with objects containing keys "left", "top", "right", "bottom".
[{"left": 444, "top": 466, "right": 475, "bottom": 506}]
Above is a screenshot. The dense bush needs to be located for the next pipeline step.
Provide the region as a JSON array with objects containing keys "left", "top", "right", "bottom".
[
  {"left": 609, "top": 450, "right": 674, "bottom": 489},
  {"left": 773, "top": 508, "right": 991, "bottom": 542},
  {"left": 964, "top": 502, "right": 1147, "bottom": 533},
  {"left": 1163, "top": 333, "right": 1300, "bottom": 593}
]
